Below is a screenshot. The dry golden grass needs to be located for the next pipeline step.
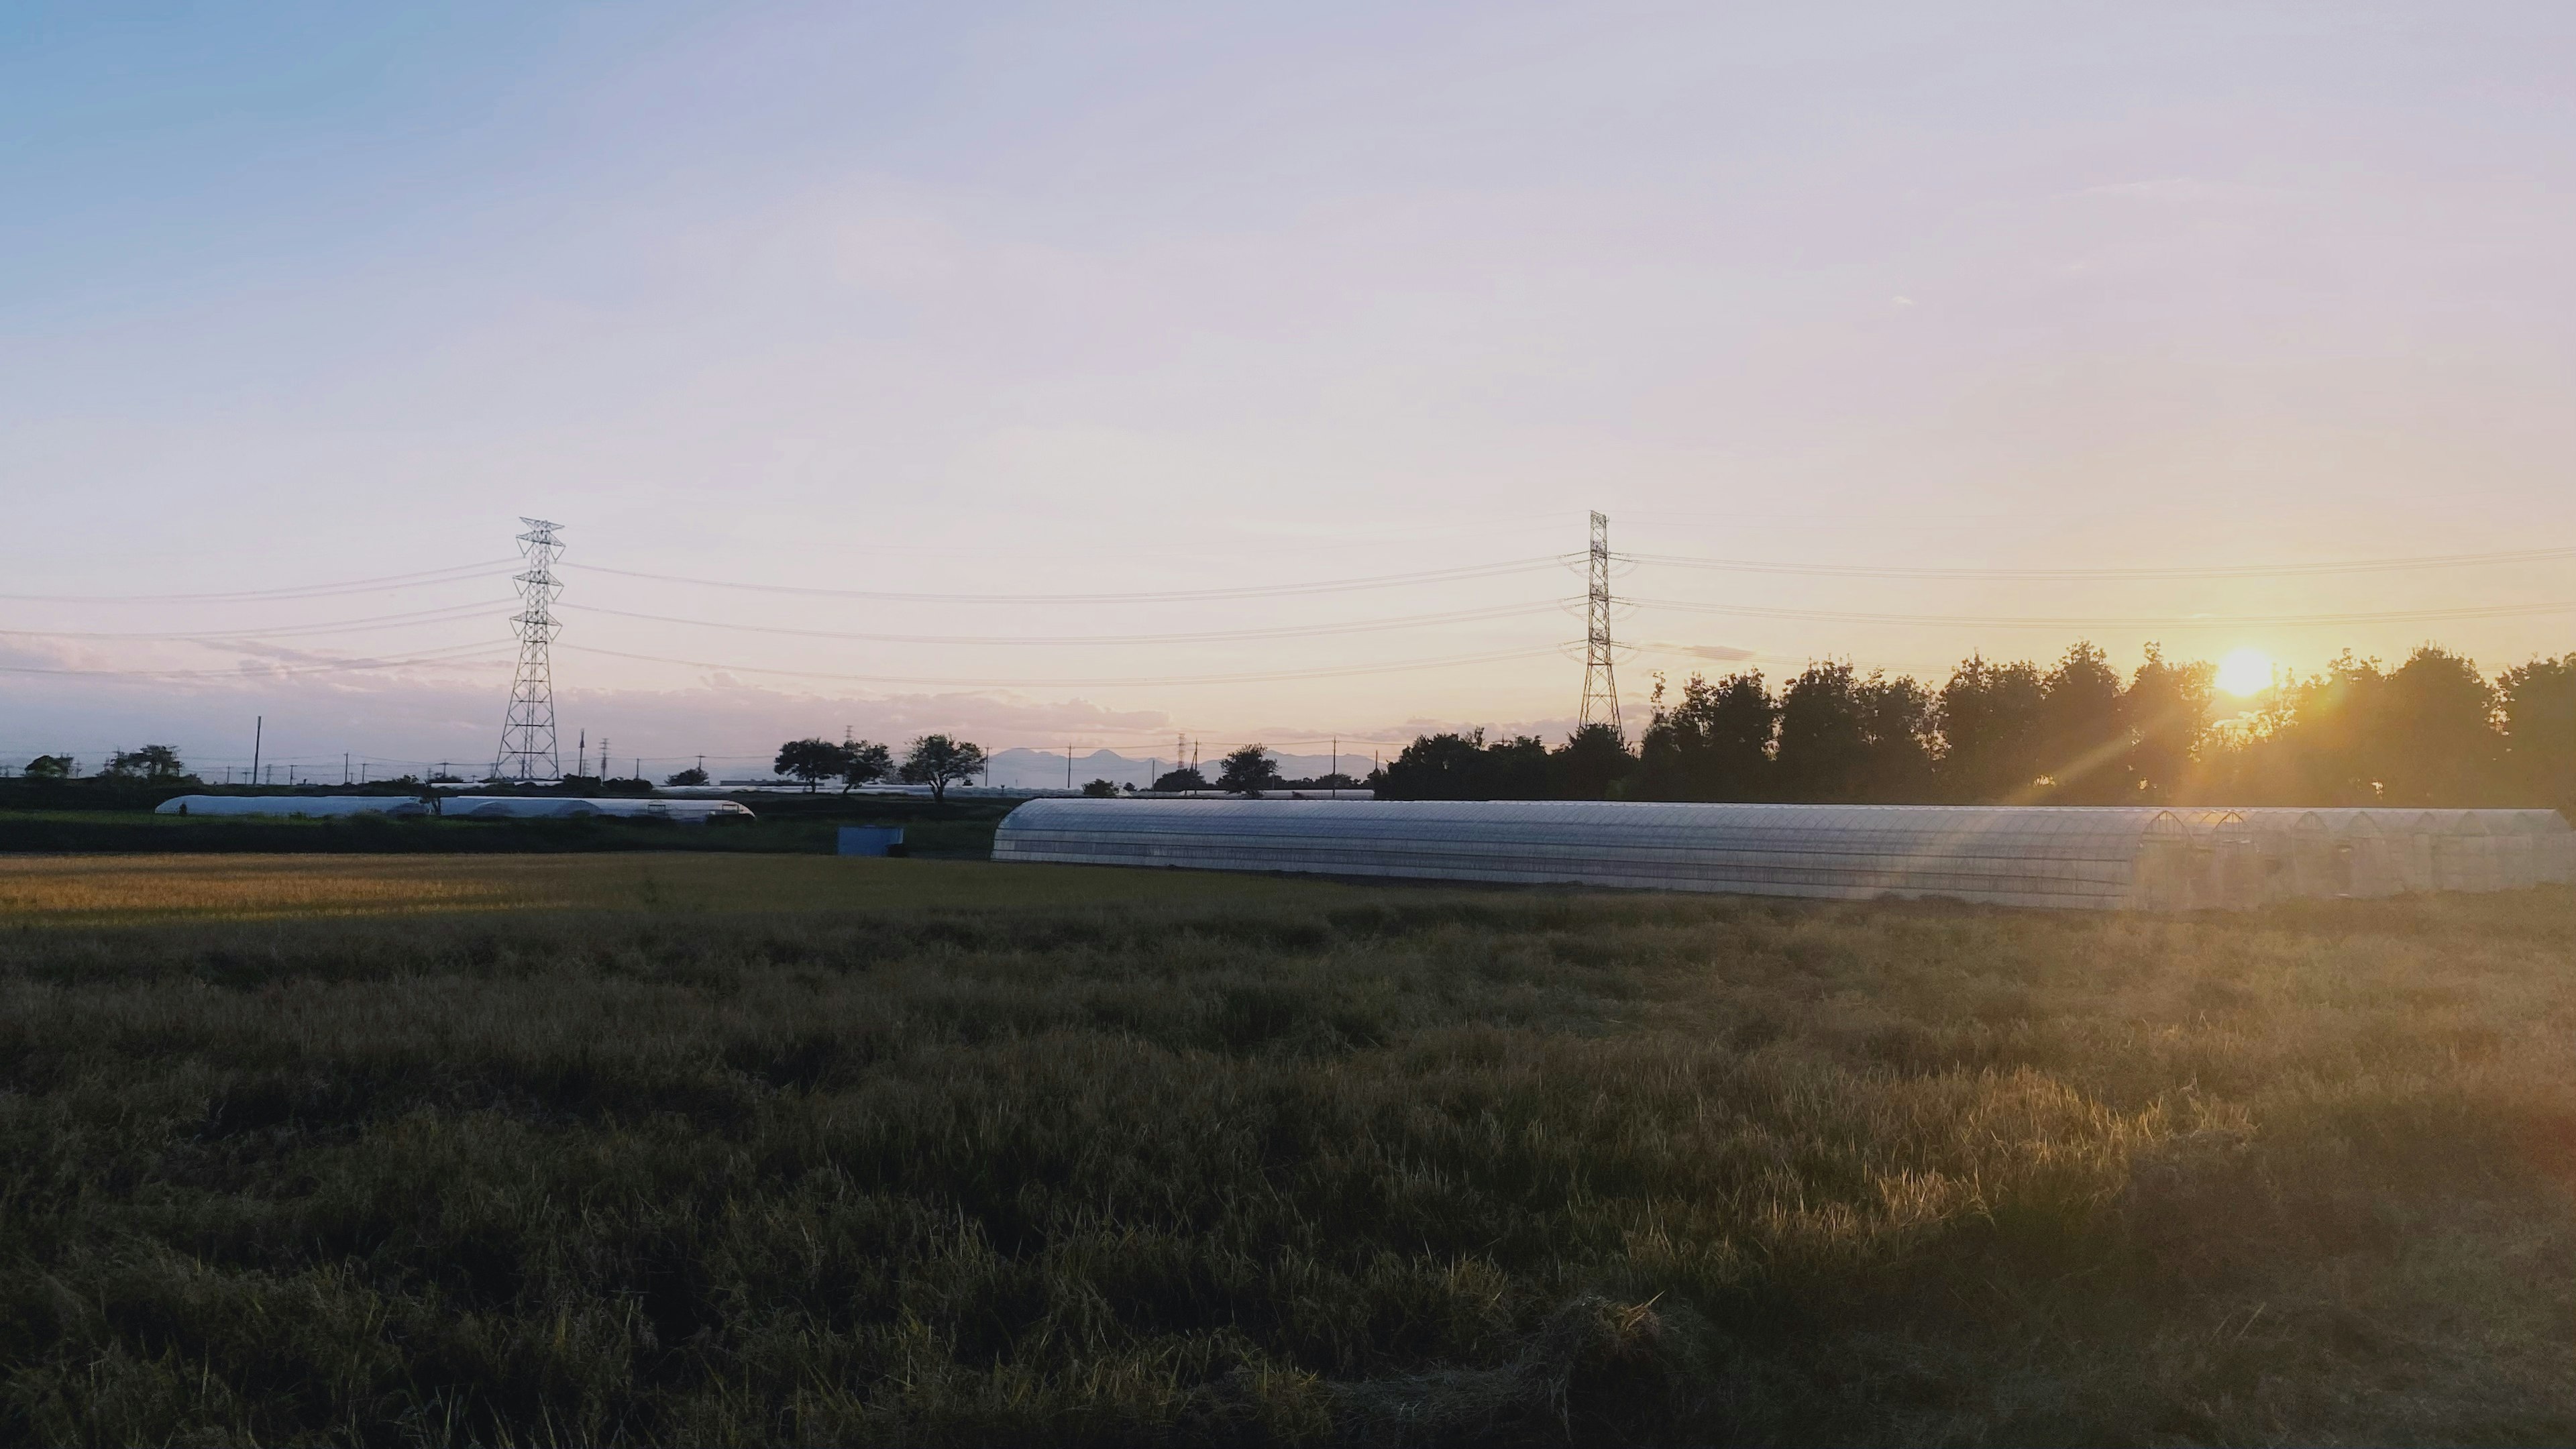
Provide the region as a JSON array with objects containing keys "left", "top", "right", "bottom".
[
  {"left": 0, "top": 852, "right": 1356, "bottom": 925},
  {"left": 1, "top": 861, "right": 2573, "bottom": 1444}
]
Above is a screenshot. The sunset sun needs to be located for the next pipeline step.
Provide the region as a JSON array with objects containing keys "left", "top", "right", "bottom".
[{"left": 2215, "top": 647, "right": 2273, "bottom": 697}]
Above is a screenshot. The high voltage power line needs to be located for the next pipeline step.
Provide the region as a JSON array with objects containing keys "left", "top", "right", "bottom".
[
  {"left": 1618, "top": 543, "right": 2576, "bottom": 581},
  {"left": 0, "top": 601, "right": 511, "bottom": 642},
  {"left": 6, "top": 533, "right": 2573, "bottom": 688},
  {"left": 0, "top": 561, "right": 517, "bottom": 604},
  {"left": 1629, "top": 597, "right": 2576, "bottom": 629},
  {"left": 562, "top": 557, "right": 1572, "bottom": 603},
  {"left": 556, "top": 599, "right": 1565, "bottom": 646},
  {"left": 0, "top": 641, "right": 512, "bottom": 680},
  {"left": 555, "top": 642, "right": 1568, "bottom": 690}
]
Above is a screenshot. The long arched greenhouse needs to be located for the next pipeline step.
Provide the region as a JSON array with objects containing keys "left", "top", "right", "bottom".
[{"left": 991, "top": 798, "right": 2573, "bottom": 912}]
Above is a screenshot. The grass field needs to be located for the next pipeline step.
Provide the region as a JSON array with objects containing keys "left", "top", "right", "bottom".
[{"left": 3, "top": 853, "right": 2573, "bottom": 1444}]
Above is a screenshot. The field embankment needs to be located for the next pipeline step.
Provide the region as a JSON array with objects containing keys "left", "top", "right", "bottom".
[{"left": 1, "top": 853, "right": 2571, "bottom": 1444}]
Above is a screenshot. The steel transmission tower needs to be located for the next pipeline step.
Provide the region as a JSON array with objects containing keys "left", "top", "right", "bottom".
[
  {"left": 492, "top": 518, "right": 565, "bottom": 782},
  {"left": 1577, "top": 511, "right": 1621, "bottom": 735}
]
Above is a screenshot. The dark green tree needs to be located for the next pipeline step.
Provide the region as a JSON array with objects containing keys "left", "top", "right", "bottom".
[
  {"left": 1773, "top": 663, "right": 1933, "bottom": 802},
  {"left": 1547, "top": 723, "right": 1635, "bottom": 800},
  {"left": 1150, "top": 767, "right": 1208, "bottom": 792},
  {"left": 663, "top": 767, "right": 710, "bottom": 787},
  {"left": 1216, "top": 744, "right": 1283, "bottom": 795},
  {"left": 1637, "top": 671, "right": 1775, "bottom": 801},
  {"left": 900, "top": 735, "right": 987, "bottom": 804},
  {"left": 2038, "top": 643, "right": 2127, "bottom": 803},
  {"left": 99, "top": 745, "right": 189, "bottom": 782},
  {"left": 23, "top": 755, "right": 72, "bottom": 781},
  {"left": 839, "top": 740, "right": 894, "bottom": 794},
  {"left": 2500, "top": 652, "right": 2576, "bottom": 812},
  {"left": 773, "top": 738, "right": 845, "bottom": 792},
  {"left": 2121, "top": 644, "right": 2213, "bottom": 801},
  {"left": 1937, "top": 655, "right": 2049, "bottom": 802},
  {"left": 2376, "top": 647, "right": 2502, "bottom": 806},
  {"left": 1373, "top": 731, "right": 1549, "bottom": 800},
  {"left": 1081, "top": 778, "right": 1120, "bottom": 798}
]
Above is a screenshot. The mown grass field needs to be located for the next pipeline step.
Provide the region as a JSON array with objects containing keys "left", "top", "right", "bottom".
[{"left": 3, "top": 853, "right": 2573, "bottom": 1445}]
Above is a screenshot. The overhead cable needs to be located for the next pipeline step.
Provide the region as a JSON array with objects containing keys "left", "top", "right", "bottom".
[
  {"left": 0, "top": 561, "right": 518, "bottom": 604},
  {"left": 0, "top": 602, "right": 513, "bottom": 643},
  {"left": 555, "top": 641, "right": 1566, "bottom": 689},
  {"left": 563, "top": 557, "right": 1572, "bottom": 604},
  {"left": 1632, "top": 597, "right": 2576, "bottom": 629},
  {"left": 0, "top": 641, "right": 515, "bottom": 681},
  {"left": 555, "top": 599, "right": 1566, "bottom": 646},
  {"left": 1621, "top": 543, "right": 2576, "bottom": 581}
]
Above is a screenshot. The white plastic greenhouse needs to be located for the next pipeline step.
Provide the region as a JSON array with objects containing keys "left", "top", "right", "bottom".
[
  {"left": 990, "top": 799, "right": 2571, "bottom": 912},
  {"left": 155, "top": 795, "right": 429, "bottom": 818},
  {"left": 443, "top": 796, "right": 755, "bottom": 822},
  {"left": 153, "top": 795, "right": 755, "bottom": 823}
]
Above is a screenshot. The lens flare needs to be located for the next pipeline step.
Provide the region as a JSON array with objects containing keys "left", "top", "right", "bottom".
[{"left": 2215, "top": 647, "right": 2273, "bottom": 696}]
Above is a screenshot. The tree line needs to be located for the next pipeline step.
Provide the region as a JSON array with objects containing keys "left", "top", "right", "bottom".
[
  {"left": 1371, "top": 643, "right": 2576, "bottom": 812},
  {"left": 770, "top": 733, "right": 987, "bottom": 802}
]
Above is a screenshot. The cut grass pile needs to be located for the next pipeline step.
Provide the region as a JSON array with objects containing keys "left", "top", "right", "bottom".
[{"left": 1, "top": 853, "right": 2572, "bottom": 1444}]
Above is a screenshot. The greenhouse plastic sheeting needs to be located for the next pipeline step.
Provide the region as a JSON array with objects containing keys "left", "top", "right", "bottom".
[
  {"left": 994, "top": 800, "right": 2573, "bottom": 910},
  {"left": 443, "top": 797, "right": 755, "bottom": 822},
  {"left": 154, "top": 795, "right": 429, "bottom": 818},
  {"left": 994, "top": 800, "right": 2204, "bottom": 910}
]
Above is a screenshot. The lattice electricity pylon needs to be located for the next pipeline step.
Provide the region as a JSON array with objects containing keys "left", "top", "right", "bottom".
[
  {"left": 492, "top": 518, "right": 565, "bottom": 782},
  {"left": 1577, "top": 511, "right": 1621, "bottom": 736}
]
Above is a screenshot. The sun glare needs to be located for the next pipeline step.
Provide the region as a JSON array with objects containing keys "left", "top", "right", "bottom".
[{"left": 2215, "top": 647, "right": 2273, "bottom": 697}]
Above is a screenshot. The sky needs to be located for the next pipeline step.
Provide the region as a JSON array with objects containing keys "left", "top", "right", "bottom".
[{"left": 5, "top": 1, "right": 2576, "bottom": 780}]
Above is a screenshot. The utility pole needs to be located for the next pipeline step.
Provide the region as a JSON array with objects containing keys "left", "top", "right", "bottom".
[
  {"left": 1578, "top": 511, "right": 1622, "bottom": 736},
  {"left": 1067, "top": 743, "right": 1073, "bottom": 790},
  {"left": 494, "top": 518, "right": 565, "bottom": 782},
  {"left": 343, "top": 753, "right": 350, "bottom": 786},
  {"left": 251, "top": 716, "right": 262, "bottom": 789}
]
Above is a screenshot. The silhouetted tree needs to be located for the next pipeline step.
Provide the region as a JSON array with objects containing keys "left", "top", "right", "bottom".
[
  {"left": 773, "top": 738, "right": 844, "bottom": 792},
  {"left": 23, "top": 755, "right": 72, "bottom": 781},
  {"left": 1081, "top": 778, "right": 1119, "bottom": 798},
  {"left": 1774, "top": 663, "right": 1867, "bottom": 802},
  {"left": 1548, "top": 723, "right": 1635, "bottom": 800},
  {"left": 1150, "top": 767, "right": 1208, "bottom": 792},
  {"left": 663, "top": 767, "right": 710, "bottom": 787},
  {"left": 1374, "top": 730, "right": 1549, "bottom": 800},
  {"left": 1773, "top": 663, "right": 1933, "bottom": 802},
  {"left": 2121, "top": 644, "right": 2212, "bottom": 802},
  {"left": 1638, "top": 671, "right": 1775, "bottom": 801},
  {"left": 1854, "top": 672, "right": 1937, "bottom": 801},
  {"left": 2377, "top": 647, "right": 2502, "bottom": 806},
  {"left": 1217, "top": 745, "right": 1283, "bottom": 795},
  {"left": 99, "top": 745, "right": 189, "bottom": 782},
  {"left": 2038, "top": 643, "right": 2126, "bottom": 803},
  {"left": 1937, "top": 655, "right": 2048, "bottom": 802},
  {"left": 1485, "top": 735, "right": 1552, "bottom": 798},
  {"left": 900, "top": 735, "right": 987, "bottom": 804},
  {"left": 839, "top": 739, "right": 894, "bottom": 794},
  {"left": 2500, "top": 652, "right": 2576, "bottom": 812}
]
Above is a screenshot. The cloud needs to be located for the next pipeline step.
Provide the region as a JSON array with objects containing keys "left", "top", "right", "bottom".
[{"left": 1648, "top": 641, "right": 1757, "bottom": 662}]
